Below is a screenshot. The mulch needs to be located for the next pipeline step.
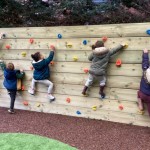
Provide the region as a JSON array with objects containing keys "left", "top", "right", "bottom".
[{"left": 0, "top": 107, "right": 150, "bottom": 150}]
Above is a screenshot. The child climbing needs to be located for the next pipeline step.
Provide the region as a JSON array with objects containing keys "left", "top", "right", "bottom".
[
  {"left": 2, "top": 62, "right": 25, "bottom": 114},
  {"left": 82, "top": 40, "right": 127, "bottom": 99},
  {"left": 137, "top": 48, "right": 150, "bottom": 115},
  {"left": 28, "top": 45, "right": 55, "bottom": 102}
]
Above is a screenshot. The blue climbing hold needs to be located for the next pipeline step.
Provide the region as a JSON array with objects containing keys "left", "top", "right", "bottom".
[
  {"left": 83, "top": 40, "right": 87, "bottom": 45},
  {"left": 76, "top": 111, "right": 81, "bottom": 115},
  {"left": 58, "top": 34, "right": 62, "bottom": 39},
  {"left": 146, "top": 29, "right": 150, "bottom": 35}
]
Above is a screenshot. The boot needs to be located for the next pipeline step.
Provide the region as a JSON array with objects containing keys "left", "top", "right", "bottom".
[
  {"left": 99, "top": 85, "right": 105, "bottom": 99},
  {"left": 82, "top": 86, "right": 88, "bottom": 96}
]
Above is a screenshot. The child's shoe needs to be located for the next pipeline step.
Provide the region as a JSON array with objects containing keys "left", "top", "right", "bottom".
[
  {"left": 8, "top": 109, "right": 15, "bottom": 114},
  {"left": 100, "top": 93, "right": 105, "bottom": 99},
  {"left": 28, "top": 88, "right": 35, "bottom": 95},
  {"left": 82, "top": 86, "right": 88, "bottom": 96},
  {"left": 47, "top": 94, "right": 55, "bottom": 102}
]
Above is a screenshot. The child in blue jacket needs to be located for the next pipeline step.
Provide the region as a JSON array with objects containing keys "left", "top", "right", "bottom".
[
  {"left": 3, "top": 62, "right": 24, "bottom": 114},
  {"left": 28, "top": 46, "right": 55, "bottom": 102},
  {"left": 138, "top": 48, "right": 150, "bottom": 115}
]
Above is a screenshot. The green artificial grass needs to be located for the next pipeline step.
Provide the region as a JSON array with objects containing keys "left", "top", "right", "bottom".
[{"left": 0, "top": 133, "right": 77, "bottom": 150}]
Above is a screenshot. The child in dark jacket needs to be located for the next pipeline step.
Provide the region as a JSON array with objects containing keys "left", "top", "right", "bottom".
[
  {"left": 3, "top": 62, "right": 24, "bottom": 114},
  {"left": 138, "top": 48, "right": 150, "bottom": 115},
  {"left": 28, "top": 46, "right": 55, "bottom": 102},
  {"left": 82, "top": 40, "right": 126, "bottom": 99}
]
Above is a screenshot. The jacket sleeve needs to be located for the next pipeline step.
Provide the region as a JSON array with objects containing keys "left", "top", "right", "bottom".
[
  {"left": 108, "top": 44, "right": 123, "bottom": 57},
  {"left": 142, "top": 52, "right": 149, "bottom": 70},
  {"left": 45, "top": 51, "right": 54, "bottom": 65},
  {"left": 88, "top": 53, "right": 94, "bottom": 61}
]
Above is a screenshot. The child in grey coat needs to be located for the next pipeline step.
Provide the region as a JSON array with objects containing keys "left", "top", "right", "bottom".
[{"left": 82, "top": 40, "right": 126, "bottom": 99}]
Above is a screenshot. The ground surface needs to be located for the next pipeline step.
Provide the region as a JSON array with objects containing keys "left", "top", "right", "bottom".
[{"left": 0, "top": 107, "right": 150, "bottom": 150}]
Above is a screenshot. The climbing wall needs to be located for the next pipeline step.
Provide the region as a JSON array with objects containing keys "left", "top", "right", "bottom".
[{"left": 0, "top": 23, "right": 150, "bottom": 127}]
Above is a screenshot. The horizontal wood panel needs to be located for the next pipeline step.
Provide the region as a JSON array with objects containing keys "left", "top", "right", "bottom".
[
  {"left": 0, "top": 23, "right": 149, "bottom": 38},
  {"left": 0, "top": 50, "right": 143, "bottom": 64},
  {"left": 0, "top": 37, "right": 149, "bottom": 50}
]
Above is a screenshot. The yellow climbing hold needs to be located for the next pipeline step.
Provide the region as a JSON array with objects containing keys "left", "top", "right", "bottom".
[
  {"left": 73, "top": 56, "right": 78, "bottom": 61},
  {"left": 92, "top": 106, "right": 97, "bottom": 111},
  {"left": 66, "top": 43, "right": 72, "bottom": 48},
  {"left": 36, "top": 103, "right": 41, "bottom": 107},
  {"left": 21, "top": 52, "right": 26, "bottom": 57}
]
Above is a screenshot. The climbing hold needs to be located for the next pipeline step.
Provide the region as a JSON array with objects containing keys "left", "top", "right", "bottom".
[
  {"left": 76, "top": 110, "right": 81, "bottom": 115},
  {"left": 23, "top": 101, "right": 28, "bottom": 106},
  {"left": 122, "top": 43, "right": 128, "bottom": 49},
  {"left": 83, "top": 40, "right": 87, "bottom": 45},
  {"left": 73, "top": 56, "right": 78, "bottom": 61},
  {"left": 21, "top": 85, "right": 25, "bottom": 91},
  {"left": 92, "top": 106, "right": 97, "bottom": 111},
  {"left": 58, "top": 34, "right": 62, "bottom": 39},
  {"left": 137, "top": 110, "right": 145, "bottom": 115},
  {"left": 84, "top": 68, "right": 89, "bottom": 73},
  {"left": 66, "top": 43, "right": 72, "bottom": 48},
  {"left": 1, "top": 33, "right": 6, "bottom": 39},
  {"left": 102, "top": 36, "right": 108, "bottom": 42},
  {"left": 50, "top": 45, "right": 55, "bottom": 50},
  {"left": 21, "top": 52, "right": 26, "bottom": 57},
  {"left": 30, "top": 66, "right": 33, "bottom": 70},
  {"left": 146, "top": 29, "right": 150, "bottom": 35},
  {"left": 36, "top": 103, "right": 41, "bottom": 107},
  {"left": 116, "top": 59, "right": 122, "bottom": 67},
  {"left": 66, "top": 97, "right": 71, "bottom": 103},
  {"left": 29, "top": 38, "right": 34, "bottom": 44},
  {"left": 5, "top": 45, "right": 10, "bottom": 49},
  {"left": 119, "top": 105, "right": 124, "bottom": 110},
  {"left": 50, "top": 61, "right": 54, "bottom": 65}
]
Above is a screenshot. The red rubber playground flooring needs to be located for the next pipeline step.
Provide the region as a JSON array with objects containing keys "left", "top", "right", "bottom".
[{"left": 0, "top": 107, "right": 150, "bottom": 150}]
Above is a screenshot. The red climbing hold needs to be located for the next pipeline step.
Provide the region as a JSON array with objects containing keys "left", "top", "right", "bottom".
[
  {"left": 116, "top": 59, "right": 122, "bottom": 67},
  {"left": 29, "top": 38, "right": 34, "bottom": 44},
  {"left": 84, "top": 68, "right": 89, "bottom": 73},
  {"left": 66, "top": 98, "right": 71, "bottom": 103},
  {"left": 23, "top": 101, "right": 28, "bottom": 106},
  {"left": 21, "top": 85, "right": 25, "bottom": 91},
  {"left": 102, "top": 36, "right": 108, "bottom": 42},
  {"left": 119, "top": 105, "right": 124, "bottom": 110},
  {"left": 6, "top": 45, "right": 10, "bottom": 49},
  {"left": 50, "top": 61, "right": 54, "bottom": 65},
  {"left": 50, "top": 45, "right": 55, "bottom": 50}
]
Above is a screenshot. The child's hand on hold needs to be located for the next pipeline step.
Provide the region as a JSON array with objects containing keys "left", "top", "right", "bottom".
[
  {"left": 20, "top": 69, "right": 24, "bottom": 72},
  {"left": 50, "top": 45, "right": 55, "bottom": 51},
  {"left": 143, "top": 48, "right": 148, "bottom": 53}
]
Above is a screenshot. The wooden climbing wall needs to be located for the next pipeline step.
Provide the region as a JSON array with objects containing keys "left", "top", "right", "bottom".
[{"left": 0, "top": 23, "right": 150, "bottom": 127}]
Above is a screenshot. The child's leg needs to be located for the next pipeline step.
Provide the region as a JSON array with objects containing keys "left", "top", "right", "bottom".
[
  {"left": 38, "top": 79, "right": 55, "bottom": 101},
  {"left": 82, "top": 74, "right": 94, "bottom": 95},
  {"left": 28, "top": 78, "right": 36, "bottom": 95},
  {"left": 137, "top": 90, "right": 144, "bottom": 110},
  {"left": 99, "top": 76, "right": 106, "bottom": 99},
  {"left": 8, "top": 90, "right": 16, "bottom": 113}
]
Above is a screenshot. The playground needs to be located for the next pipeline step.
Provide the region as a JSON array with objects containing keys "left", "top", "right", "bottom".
[{"left": 0, "top": 22, "right": 150, "bottom": 149}]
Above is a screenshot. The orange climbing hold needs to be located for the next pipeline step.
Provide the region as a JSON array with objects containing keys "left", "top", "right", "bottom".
[
  {"left": 119, "top": 105, "right": 124, "bottom": 110},
  {"left": 29, "top": 38, "right": 34, "bottom": 44},
  {"left": 66, "top": 98, "right": 71, "bottom": 103},
  {"left": 6, "top": 45, "right": 10, "bottom": 49},
  {"left": 116, "top": 59, "right": 122, "bottom": 67},
  {"left": 50, "top": 61, "right": 54, "bottom": 65},
  {"left": 84, "top": 68, "right": 89, "bottom": 73},
  {"left": 23, "top": 101, "right": 28, "bottom": 106},
  {"left": 50, "top": 45, "right": 55, "bottom": 50},
  {"left": 102, "top": 36, "right": 108, "bottom": 42}
]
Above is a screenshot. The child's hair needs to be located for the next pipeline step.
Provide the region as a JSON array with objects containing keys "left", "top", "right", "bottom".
[
  {"left": 92, "top": 40, "right": 104, "bottom": 50},
  {"left": 7, "top": 63, "right": 14, "bottom": 70},
  {"left": 31, "top": 52, "right": 40, "bottom": 62}
]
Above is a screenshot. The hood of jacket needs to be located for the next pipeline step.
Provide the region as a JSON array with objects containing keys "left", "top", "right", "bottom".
[
  {"left": 93, "top": 47, "right": 109, "bottom": 56},
  {"left": 4, "top": 69, "right": 16, "bottom": 80},
  {"left": 32, "top": 59, "right": 46, "bottom": 70}
]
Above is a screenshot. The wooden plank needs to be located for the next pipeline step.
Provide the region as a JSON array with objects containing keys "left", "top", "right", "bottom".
[
  {"left": 0, "top": 98, "right": 149, "bottom": 127},
  {"left": 0, "top": 23, "right": 149, "bottom": 38},
  {"left": 0, "top": 37, "right": 150, "bottom": 50},
  {"left": 0, "top": 59, "right": 143, "bottom": 76},
  {"left": 0, "top": 50, "right": 143, "bottom": 64}
]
